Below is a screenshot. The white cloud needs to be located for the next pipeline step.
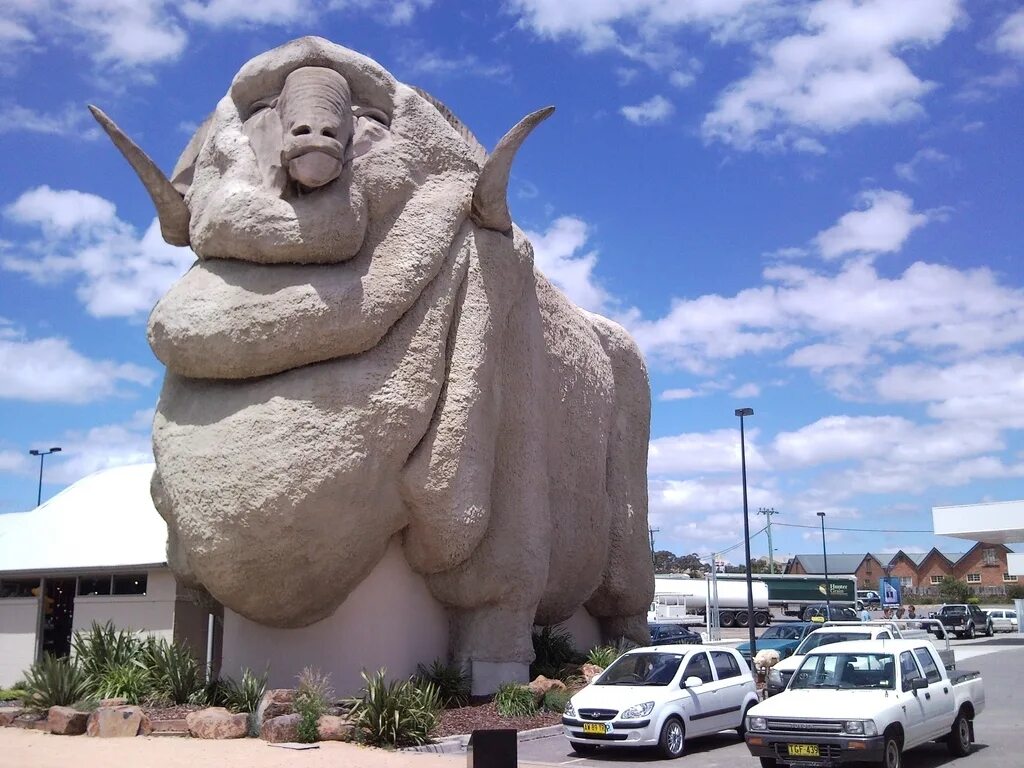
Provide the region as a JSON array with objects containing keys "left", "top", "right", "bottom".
[
  {"left": 893, "top": 147, "right": 949, "bottom": 183},
  {"left": 620, "top": 95, "right": 674, "bottom": 125},
  {"left": 702, "top": 0, "right": 961, "bottom": 151},
  {"left": 813, "top": 190, "right": 930, "bottom": 261},
  {"left": 0, "top": 450, "right": 30, "bottom": 473},
  {"left": 649, "top": 428, "right": 767, "bottom": 476},
  {"left": 0, "top": 333, "right": 155, "bottom": 403},
  {"left": 45, "top": 410, "right": 155, "bottom": 485},
  {"left": 731, "top": 382, "right": 760, "bottom": 398},
  {"left": 182, "top": 0, "right": 313, "bottom": 27},
  {"left": 3, "top": 187, "right": 195, "bottom": 318},
  {"left": 0, "top": 103, "right": 101, "bottom": 140},
  {"left": 0, "top": 19, "right": 33, "bottom": 44},
  {"left": 525, "top": 216, "right": 610, "bottom": 312},
  {"left": 994, "top": 8, "right": 1024, "bottom": 58},
  {"left": 398, "top": 47, "right": 510, "bottom": 81},
  {"left": 659, "top": 388, "right": 703, "bottom": 401}
]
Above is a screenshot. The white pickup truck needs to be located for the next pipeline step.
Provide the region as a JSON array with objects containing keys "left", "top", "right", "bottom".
[{"left": 745, "top": 639, "right": 984, "bottom": 768}]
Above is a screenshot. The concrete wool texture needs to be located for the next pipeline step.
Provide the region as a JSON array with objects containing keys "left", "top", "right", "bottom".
[{"left": 139, "top": 36, "right": 654, "bottom": 680}]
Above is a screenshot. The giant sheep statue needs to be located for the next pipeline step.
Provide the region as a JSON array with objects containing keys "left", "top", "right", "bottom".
[{"left": 91, "top": 36, "right": 654, "bottom": 692}]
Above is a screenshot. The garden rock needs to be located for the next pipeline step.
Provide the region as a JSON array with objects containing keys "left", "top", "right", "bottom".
[
  {"left": 98, "top": 697, "right": 128, "bottom": 707},
  {"left": 86, "top": 705, "right": 152, "bottom": 737},
  {"left": 185, "top": 707, "right": 249, "bottom": 739},
  {"left": 582, "top": 664, "right": 604, "bottom": 683},
  {"left": 0, "top": 707, "right": 23, "bottom": 726},
  {"left": 316, "top": 714, "right": 354, "bottom": 741},
  {"left": 47, "top": 706, "right": 89, "bottom": 735},
  {"left": 262, "top": 713, "right": 301, "bottom": 742},
  {"left": 257, "top": 688, "right": 295, "bottom": 727},
  {"left": 528, "top": 675, "right": 567, "bottom": 703}
]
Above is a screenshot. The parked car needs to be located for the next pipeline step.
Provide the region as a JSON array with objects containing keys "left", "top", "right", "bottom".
[
  {"left": 745, "top": 639, "right": 985, "bottom": 768},
  {"left": 987, "top": 608, "right": 1018, "bottom": 633},
  {"left": 802, "top": 603, "right": 858, "bottom": 622},
  {"left": 765, "top": 624, "right": 897, "bottom": 697},
  {"left": 648, "top": 622, "right": 703, "bottom": 645},
  {"left": 856, "top": 590, "right": 881, "bottom": 609},
  {"left": 735, "top": 623, "right": 817, "bottom": 665},
  {"left": 563, "top": 645, "right": 759, "bottom": 759},
  {"left": 936, "top": 604, "right": 993, "bottom": 638}
]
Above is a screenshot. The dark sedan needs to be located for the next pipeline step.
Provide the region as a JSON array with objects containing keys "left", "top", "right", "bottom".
[{"left": 647, "top": 622, "right": 702, "bottom": 645}]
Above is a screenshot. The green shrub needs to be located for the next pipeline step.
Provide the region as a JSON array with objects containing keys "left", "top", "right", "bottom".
[
  {"left": 295, "top": 667, "right": 333, "bottom": 744},
  {"left": 92, "top": 661, "right": 153, "bottom": 704},
  {"left": 1007, "top": 584, "right": 1024, "bottom": 600},
  {"left": 141, "top": 637, "right": 204, "bottom": 705},
  {"left": 72, "top": 621, "right": 144, "bottom": 681},
  {"left": 221, "top": 667, "right": 268, "bottom": 714},
  {"left": 586, "top": 645, "right": 621, "bottom": 669},
  {"left": 967, "top": 596, "right": 981, "bottom": 605},
  {"left": 493, "top": 683, "right": 536, "bottom": 717},
  {"left": 938, "top": 577, "right": 972, "bottom": 604},
  {"left": 531, "top": 625, "right": 583, "bottom": 679},
  {"left": 349, "top": 668, "right": 441, "bottom": 747},
  {"left": 0, "top": 688, "right": 26, "bottom": 701},
  {"left": 542, "top": 688, "right": 571, "bottom": 714},
  {"left": 23, "top": 655, "right": 91, "bottom": 710},
  {"left": 415, "top": 659, "right": 470, "bottom": 708}
]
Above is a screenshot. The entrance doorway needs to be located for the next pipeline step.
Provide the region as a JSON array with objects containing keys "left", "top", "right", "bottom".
[{"left": 40, "top": 578, "right": 75, "bottom": 658}]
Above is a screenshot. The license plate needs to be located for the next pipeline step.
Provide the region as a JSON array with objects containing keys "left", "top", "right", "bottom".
[
  {"left": 582, "top": 723, "right": 608, "bottom": 735},
  {"left": 788, "top": 744, "right": 820, "bottom": 757}
]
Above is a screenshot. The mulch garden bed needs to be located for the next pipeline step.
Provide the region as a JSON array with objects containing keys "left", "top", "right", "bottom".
[
  {"left": 142, "top": 703, "right": 203, "bottom": 721},
  {"left": 432, "top": 701, "right": 561, "bottom": 738}
]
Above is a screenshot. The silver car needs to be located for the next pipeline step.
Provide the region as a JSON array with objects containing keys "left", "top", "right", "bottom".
[{"left": 988, "top": 609, "right": 1018, "bottom": 633}]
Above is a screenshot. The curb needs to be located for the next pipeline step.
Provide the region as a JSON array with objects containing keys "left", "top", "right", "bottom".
[{"left": 403, "top": 724, "right": 563, "bottom": 754}]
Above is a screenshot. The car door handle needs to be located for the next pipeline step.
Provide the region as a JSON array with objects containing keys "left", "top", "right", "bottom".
[
  {"left": 925, "top": 692, "right": 931, "bottom": 700},
  {"left": 943, "top": 687, "right": 949, "bottom": 694}
]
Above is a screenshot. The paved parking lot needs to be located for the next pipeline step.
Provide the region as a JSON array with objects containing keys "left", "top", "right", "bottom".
[{"left": 517, "top": 636, "right": 1024, "bottom": 768}]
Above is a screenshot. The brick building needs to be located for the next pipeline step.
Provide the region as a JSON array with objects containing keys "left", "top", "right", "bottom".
[{"left": 785, "top": 542, "right": 1018, "bottom": 597}]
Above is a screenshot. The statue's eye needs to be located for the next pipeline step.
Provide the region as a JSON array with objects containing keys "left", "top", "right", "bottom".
[
  {"left": 353, "top": 106, "right": 390, "bottom": 128},
  {"left": 248, "top": 98, "right": 276, "bottom": 119}
]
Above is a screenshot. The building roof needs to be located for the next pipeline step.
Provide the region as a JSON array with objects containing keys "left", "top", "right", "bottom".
[
  {"left": 788, "top": 550, "right": 974, "bottom": 575},
  {"left": 0, "top": 464, "right": 167, "bottom": 575}
]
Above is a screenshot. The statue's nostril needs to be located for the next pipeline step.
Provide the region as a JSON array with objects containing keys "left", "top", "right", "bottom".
[
  {"left": 292, "top": 124, "right": 311, "bottom": 136},
  {"left": 322, "top": 127, "right": 336, "bottom": 139}
]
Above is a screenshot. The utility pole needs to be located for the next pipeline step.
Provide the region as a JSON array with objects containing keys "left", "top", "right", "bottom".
[
  {"left": 648, "top": 526, "right": 660, "bottom": 568},
  {"left": 758, "top": 507, "right": 779, "bottom": 574}
]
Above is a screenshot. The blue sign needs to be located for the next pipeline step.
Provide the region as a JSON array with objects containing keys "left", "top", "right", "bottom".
[{"left": 880, "top": 577, "right": 902, "bottom": 606}]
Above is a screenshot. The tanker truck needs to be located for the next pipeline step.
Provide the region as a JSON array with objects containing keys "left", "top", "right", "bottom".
[{"left": 651, "top": 576, "right": 772, "bottom": 628}]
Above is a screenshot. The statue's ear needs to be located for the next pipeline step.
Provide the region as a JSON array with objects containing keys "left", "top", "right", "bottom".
[{"left": 170, "top": 113, "right": 214, "bottom": 195}]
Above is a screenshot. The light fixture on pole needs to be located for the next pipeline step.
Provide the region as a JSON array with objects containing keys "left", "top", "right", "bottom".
[
  {"left": 817, "top": 511, "right": 831, "bottom": 618},
  {"left": 735, "top": 407, "right": 756, "bottom": 656},
  {"left": 28, "top": 447, "right": 61, "bottom": 507}
]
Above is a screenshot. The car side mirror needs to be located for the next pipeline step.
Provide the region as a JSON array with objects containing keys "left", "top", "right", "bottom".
[
  {"left": 682, "top": 676, "right": 703, "bottom": 689},
  {"left": 905, "top": 677, "right": 928, "bottom": 693}
]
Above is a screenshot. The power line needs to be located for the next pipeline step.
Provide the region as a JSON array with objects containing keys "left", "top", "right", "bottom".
[{"left": 774, "top": 522, "right": 933, "bottom": 534}]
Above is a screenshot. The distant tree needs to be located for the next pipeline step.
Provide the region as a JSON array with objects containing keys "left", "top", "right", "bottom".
[
  {"left": 938, "top": 576, "right": 972, "bottom": 603},
  {"left": 653, "top": 550, "right": 681, "bottom": 573},
  {"left": 750, "top": 557, "right": 771, "bottom": 574}
]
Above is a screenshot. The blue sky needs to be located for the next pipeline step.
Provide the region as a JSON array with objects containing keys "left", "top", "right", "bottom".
[{"left": 0, "top": 0, "right": 1022, "bottom": 564}]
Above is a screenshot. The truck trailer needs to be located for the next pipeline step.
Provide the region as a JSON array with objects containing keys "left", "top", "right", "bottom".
[
  {"left": 716, "top": 573, "right": 857, "bottom": 617},
  {"left": 651, "top": 576, "right": 772, "bottom": 628}
]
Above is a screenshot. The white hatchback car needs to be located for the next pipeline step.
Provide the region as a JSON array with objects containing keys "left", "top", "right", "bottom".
[
  {"left": 988, "top": 609, "right": 1018, "bottom": 633},
  {"left": 563, "top": 645, "right": 759, "bottom": 759}
]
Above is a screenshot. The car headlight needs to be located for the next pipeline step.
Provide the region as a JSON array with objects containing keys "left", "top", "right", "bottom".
[
  {"left": 563, "top": 700, "right": 576, "bottom": 718},
  {"left": 844, "top": 720, "right": 877, "bottom": 736},
  {"left": 768, "top": 669, "right": 783, "bottom": 686},
  {"left": 747, "top": 716, "right": 767, "bottom": 732},
  {"left": 620, "top": 701, "right": 655, "bottom": 719}
]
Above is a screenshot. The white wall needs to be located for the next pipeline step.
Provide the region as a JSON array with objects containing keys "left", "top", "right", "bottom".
[
  {"left": 0, "top": 598, "right": 39, "bottom": 688},
  {"left": 71, "top": 568, "right": 176, "bottom": 642},
  {"left": 222, "top": 537, "right": 448, "bottom": 696}
]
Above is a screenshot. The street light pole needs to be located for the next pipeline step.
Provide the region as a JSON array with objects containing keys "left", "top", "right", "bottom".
[
  {"left": 817, "top": 511, "right": 831, "bottom": 617},
  {"left": 28, "top": 447, "right": 61, "bottom": 507},
  {"left": 735, "top": 407, "right": 756, "bottom": 656}
]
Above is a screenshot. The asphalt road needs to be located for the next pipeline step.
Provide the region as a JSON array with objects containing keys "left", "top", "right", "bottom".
[{"left": 517, "top": 635, "right": 1024, "bottom": 768}]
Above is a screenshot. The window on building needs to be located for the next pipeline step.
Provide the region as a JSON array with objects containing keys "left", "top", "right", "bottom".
[
  {"left": 966, "top": 573, "right": 981, "bottom": 583},
  {"left": 1004, "top": 573, "right": 1018, "bottom": 583},
  {"left": 78, "top": 576, "right": 112, "bottom": 596},
  {"left": 983, "top": 548, "right": 997, "bottom": 566},
  {"left": 899, "top": 576, "right": 913, "bottom": 588},
  {"left": 0, "top": 578, "right": 40, "bottom": 598},
  {"left": 112, "top": 574, "right": 147, "bottom": 595},
  {"left": 930, "top": 575, "right": 944, "bottom": 585}
]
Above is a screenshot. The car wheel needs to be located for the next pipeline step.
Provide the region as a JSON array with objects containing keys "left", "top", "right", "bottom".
[
  {"left": 985, "top": 621, "right": 993, "bottom": 637},
  {"left": 570, "top": 742, "right": 599, "bottom": 755},
  {"left": 754, "top": 611, "right": 770, "bottom": 628},
  {"left": 881, "top": 731, "right": 902, "bottom": 768},
  {"left": 967, "top": 624, "right": 976, "bottom": 639},
  {"left": 948, "top": 711, "right": 972, "bottom": 757},
  {"left": 737, "top": 703, "right": 754, "bottom": 738},
  {"left": 720, "top": 611, "right": 735, "bottom": 628},
  {"left": 759, "top": 758, "right": 778, "bottom": 768},
  {"left": 658, "top": 717, "right": 686, "bottom": 759},
  {"left": 736, "top": 610, "right": 750, "bottom": 628}
]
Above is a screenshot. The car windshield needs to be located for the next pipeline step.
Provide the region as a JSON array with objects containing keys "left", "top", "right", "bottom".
[
  {"left": 794, "top": 631, "right": 870, "bottom": 655},
  {"left": 791, "top": 652, "right": 895, "bottom": 690},
  {"left": 760, "top": 625, "right": 805, "bottom": 640},
  {"left": 597, "top": 652, "right": 684, "bottom": 686},
  {"left": 940, "top": 606, "right": 967, "bottom": 615}
]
